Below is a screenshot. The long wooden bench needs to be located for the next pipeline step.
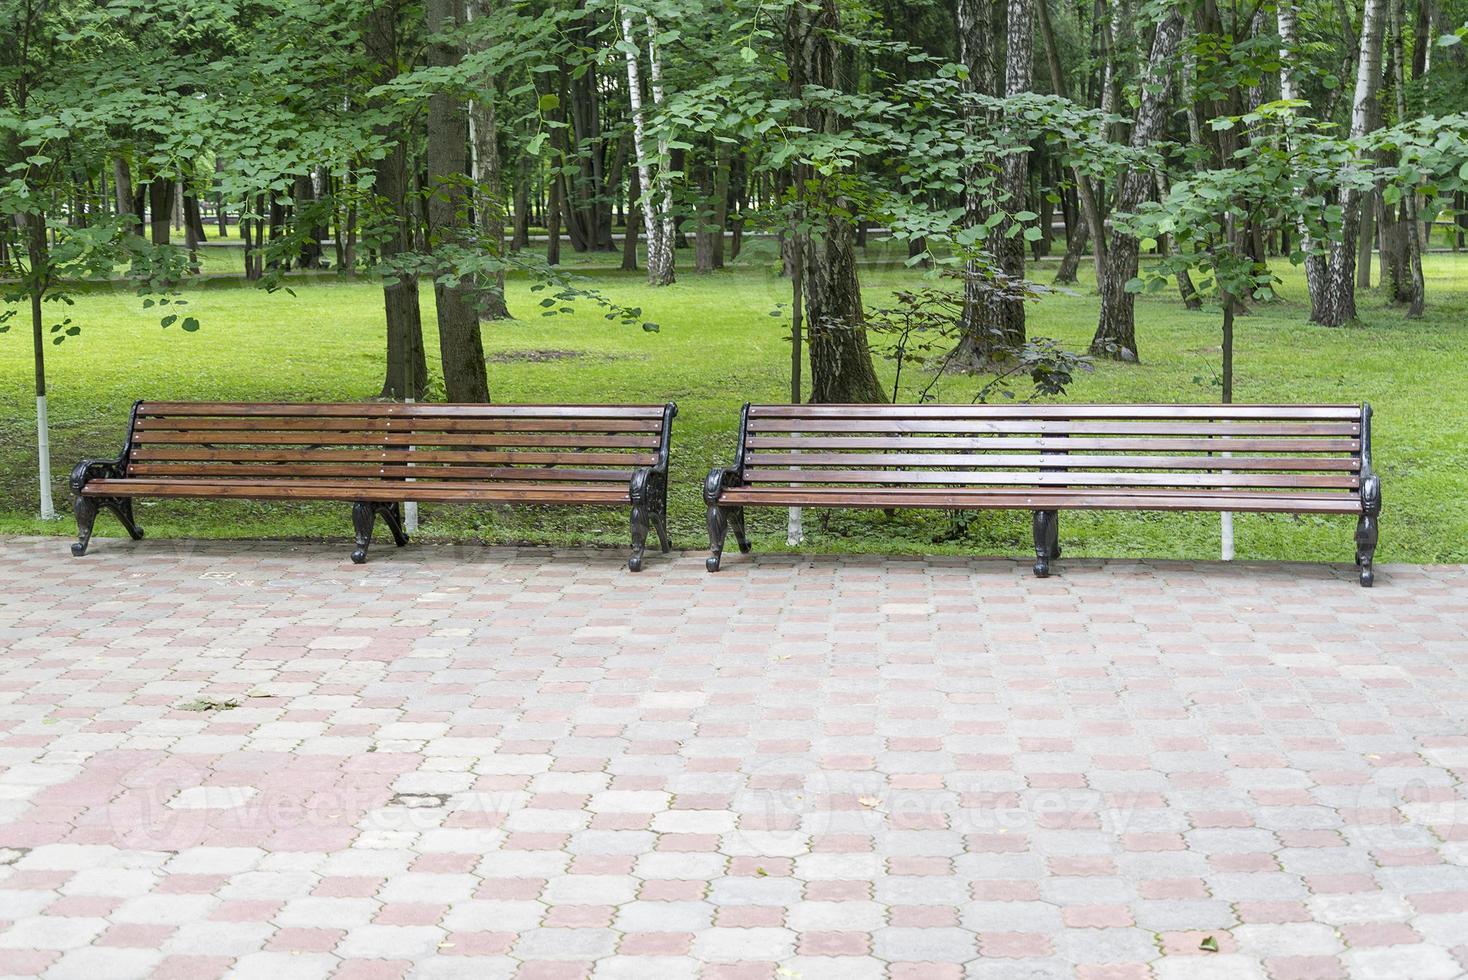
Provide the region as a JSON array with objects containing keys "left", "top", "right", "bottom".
[
  {"left": 71, "top": 401, "right": 677, "bottom": 570},
  {"left": 703, "top": 403, "right": 1382, "bottom": 585}
]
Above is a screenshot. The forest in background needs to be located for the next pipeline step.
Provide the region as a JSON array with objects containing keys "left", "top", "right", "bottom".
[{"left": 3, "top": 0, "right": 1468, "bottom": 407}]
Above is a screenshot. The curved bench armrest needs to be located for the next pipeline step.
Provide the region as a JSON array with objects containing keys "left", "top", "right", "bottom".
[
  {"left": 704, "top": 467, "right": 742, "bottom": 505},
  {"left": 70, "top": 457, "right": 126, "bottom": 493}
]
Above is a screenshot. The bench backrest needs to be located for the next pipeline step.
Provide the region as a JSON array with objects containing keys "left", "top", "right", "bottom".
[
  {"left": 121, "top": 402, "right": 675, "bottom": 486},
  {"left": 732, "top": 403, "right": 1368, "bottom": 498}
]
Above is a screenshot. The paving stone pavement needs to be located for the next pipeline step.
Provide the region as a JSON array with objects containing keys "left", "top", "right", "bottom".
[{"left": 1, "top": 534, "right": 1466, "bottom": 980}]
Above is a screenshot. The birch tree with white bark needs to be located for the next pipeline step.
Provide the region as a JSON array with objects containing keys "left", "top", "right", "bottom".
[{"left": 619, "top": 5, "right": 675, "bottom": 286}]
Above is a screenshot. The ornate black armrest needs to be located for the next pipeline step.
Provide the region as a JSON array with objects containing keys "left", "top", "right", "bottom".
[
  {"left": 703, "top": 466, "right": 742, "bottom": 506},
  {"left": 70, "top": 457, "right": 126, "bottom": 494},
  {"left": 1360, "top": 473, "right": 1381, "bottom": 516},
  {"left": 630, "top": 466, "right": 655, "bottom": 504},
  {"left": 1357, "top": 402, "right": 1381, "bottom": 518}
]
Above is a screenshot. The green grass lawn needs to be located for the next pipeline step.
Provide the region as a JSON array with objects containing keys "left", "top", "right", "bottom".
[{"left": 3, "top": 239, "right": 1465, "bottom": 567}]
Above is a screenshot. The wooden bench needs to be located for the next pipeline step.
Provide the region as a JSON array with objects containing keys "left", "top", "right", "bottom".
[
  {"left": 703, "top": 403, "right": 1382, "bottom": 586},
  {"left": 71, "top": 401, "right": 677, "bottom": 570}
]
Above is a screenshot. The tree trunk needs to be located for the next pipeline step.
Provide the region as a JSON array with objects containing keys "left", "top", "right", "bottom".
[
  {"left": 620, "top": 12, "right": 674, "bottom": 285},
  {"left": 366, "top": 0, "right": 428, "bottom": 401},
  {"left": 183, "top": 187, "right": 207, "bottom": 243},
  {"left": 25, "top": 210, "right": 56, "bottom": 520},
  {"left": 1280, "top": 0, "right": 1328, "bottom": 316},
  {"left": 1089, "top": 9, "right": 1185, "bottom": 360},
  {"left": 113, "top": 158, "right": 142, "bottom": 236},
  {"left": 621, "top": 164, "right": 640, "bottom": 271},
  {"left": 469, "top": 0, "right": 511, "bottom": 320},
  {"left": 977, "top": 0, "right": 1034, "bottom": 358},
  {"left": 730, "top": 157, "right": 746, "bottom": 261},
  {"left": 214, "top": 157, "right": 229, "bottom": 237},
  {"left": 294, "top": 175, "right": 323, "bottom": 269},
  {"left": 1361, "top": 190, "right": 1380, "bottom": 288},
  {"left": 1155, "top": 172, "right": 1202, "bottom": 310},
  {"left": 693, "top": 154, "right": 716, "bottom": 273},
  {"left": 1054, "top": 220, "right": 1087, "bottom": 284},
  {"left": 182, "top": 191, "right": 203, "bottom": 274},
  {"left": 1315, "top": 0, "right": 1387, "bottom": 326},
  {"left": 148, "top": 178, "right": 172, "bottom": 245},
  {"left": 1388, "top": 0, "right": 1424, "bottom": 316},
  {"left": 647, "top": 14, "right": 677, "bottom": 280},
  {"left": 711, "top": 143, "right": 731, "bottom": 269},
  {"left": 953, "top": 0, "right": 1001, "bottom": 364},
  {"left": 1037, "top": 0, "right": 1106, "bottom": 283},
  {"left": 424, "top": 0, "right": 489, "bottom": 402},
  {"left": 787, "top": 0, "right": 885, "bottom": 404},
  {"left": 511, "top": 153, "right": 531, "bottom": 250},
  {"left": 545, "top": 163, "right": 563, "bottom": 266},
  {"left": 267, "top": 195, "right": 286, "bottom": 269}
]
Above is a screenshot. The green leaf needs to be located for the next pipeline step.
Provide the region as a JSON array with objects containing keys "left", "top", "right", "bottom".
[
  {"left": 740, "top": 46, "right": 758, "bottom": 63},
  {"left": 1023, "top": 226, "right": 1043, "bottom": 241},
  {"left": 160, "top": 314, "right": 178, "bottom": 327},
  {"left": 537, "top": 93, "right": 560, "bottom": 112},
  {"left": 181, "top": 317, "right": 200, "bottom": 332},
  {"left": 1199, "top": 936, "right": 1219, "bottom": 953},
  {"left": 1014, "top": 210, "right": 1039, "bottom": 222}
]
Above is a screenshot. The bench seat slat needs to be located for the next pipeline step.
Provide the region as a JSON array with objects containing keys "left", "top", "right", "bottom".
[
  {"left": 127, "top": 464, "right": 636, "bottom": 482},
  {"left": 740, "top": 469, "right": 1359, "bottom": 490},
  {"left": 747, "top": 436, "right": 1360, "bottom": 453},
  {"left": 717, "top": 486, "right": 1362, "bottom": 514},
  {"left": 130, "top": 448, "right": 657, "bottom": 467},
  {"left": 135, "top": 416, "right": 661, "bottom": 434},
  {"left": 749, "top": 403, "right": 1362, "bottom": 420},
  {"left": 744, "top": 452, "right": 1360, "bottom": 471},
  {"left": 748, "top": 419, "right": 1360, "bottom": 436},
  {"left": 133, "top": 431, "right": 661, "bottom": 448},
  {"left": 84, "top": 478, "right": 632, "bottom": 504},
  {"left": 138, "top": 402, "right": 667, "bottom": 418}
]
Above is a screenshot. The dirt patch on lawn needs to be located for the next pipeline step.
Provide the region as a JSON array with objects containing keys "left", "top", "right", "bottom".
[{"left": 486, "top": 349, "right": 620, "bottom": 363}]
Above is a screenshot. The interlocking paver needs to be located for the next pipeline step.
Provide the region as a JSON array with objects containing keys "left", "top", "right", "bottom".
[{"left": 0, "top": 537, "right": 1465, "bottom": 976}]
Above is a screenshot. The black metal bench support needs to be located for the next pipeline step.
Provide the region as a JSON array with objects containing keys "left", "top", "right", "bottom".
[
  {"left": 1032, "top": 510, "right": 1060, "bottom": 578},
  {"left": 72, "top": 495, "right": 144, "bottom": 558},
  {"left": 351, "top": 501, "right": 409, "bottom": 565}
]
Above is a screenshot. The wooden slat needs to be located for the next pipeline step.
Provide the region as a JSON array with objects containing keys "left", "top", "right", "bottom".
[
  {"left": 716, "top": 487, "right": 1363, "bottom": 514},
  {"left": 748, "top": 403, "right": 1361, "bottom": 420},
  {"left": 127, "top": 464, "right": 634, "bottom": 482},
  {"left": 741, "top": 469, "right": 1358, "bottom": 490},
  {"left": 136, "top": 416, "right": 660, "bottom": 434},
  {"left": 84, "top": 479, "right": 630, "bottom": 504},
  {"left": 749, "top": 418, "right": 1359, "bottom": 436},
  {"left": 746, "top": 435, "right": 1360, "bottom": 453},
  {"left": 744, "top": 452, "right": 1360, "bottom": 471},
  {"left": 134, "top": 431, "right": 660, "bottom": 448},
  {"left": 139, "top": 402, "right": 666, "bottom": 419},
  {"left": 129, "top": 448, "right": 655, "bottom": 467}
]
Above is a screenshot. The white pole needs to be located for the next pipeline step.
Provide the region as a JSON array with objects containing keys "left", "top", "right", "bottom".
[
  {"left": 403, "top": 397, "right": 419, "bottom": 534},
  {"left": 1220, "top": 450, "right": 1233, "bottom": 560},
  {"left": 36, "top": 394, "right": 56, "bottom": 521},
  {"left": 787, "top": 506, "right": 803, "bottom": 547}
]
